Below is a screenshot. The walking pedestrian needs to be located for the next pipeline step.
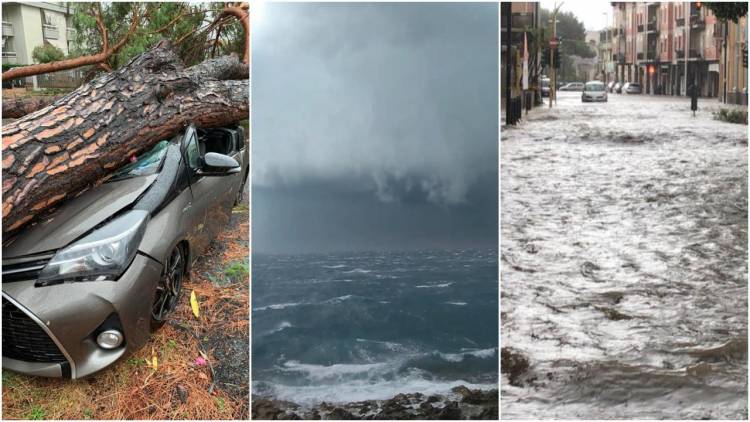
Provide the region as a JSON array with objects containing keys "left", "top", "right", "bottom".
[{"left": 689, "top": 83, "right": 698, "bottom": 117}]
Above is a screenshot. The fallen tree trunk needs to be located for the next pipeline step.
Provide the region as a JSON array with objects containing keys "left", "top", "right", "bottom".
[
  {"left": 3, "top": 95, "right": 66, "bottom": 119},
  {"left": 2, "top": 40, "right": 248, "bottom": 234}
]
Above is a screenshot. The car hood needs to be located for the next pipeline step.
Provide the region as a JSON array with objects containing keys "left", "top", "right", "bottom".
[{"left": 3, "top": 175, "right": 158, "bottom": 258}]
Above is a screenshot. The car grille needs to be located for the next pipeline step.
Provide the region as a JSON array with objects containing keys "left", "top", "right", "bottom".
[
  {"left": 2, "top": 297, "right": 68, "bottom": 364},
  {"left": 2, "top": 252, "right": 54, "bottom": 283}
]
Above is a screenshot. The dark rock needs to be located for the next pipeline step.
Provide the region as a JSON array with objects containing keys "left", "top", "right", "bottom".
[
  {"left": 437, "top": 402, "right": 462, "bottom": 419},
  {"left": 327, "top": 407, "right": 354, "bottom": 420}
]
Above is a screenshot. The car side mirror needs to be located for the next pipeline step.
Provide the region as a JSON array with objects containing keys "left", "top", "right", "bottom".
[{"left": 198, "top": 152, "right": 241, "bottom": 176}]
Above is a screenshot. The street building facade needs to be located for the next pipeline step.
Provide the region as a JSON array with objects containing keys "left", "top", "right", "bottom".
[
  {"left": 610, "top": 2, "right": 743, "bottom": 99},
  {"left": 720, "top": 15, "right": 748, "bottom": 104},
  {"left": 501, "top": 1, "right": 542, "bottom": 122},
  {"left": 2, "top": 2, "right": 76, "bottom": 89}
]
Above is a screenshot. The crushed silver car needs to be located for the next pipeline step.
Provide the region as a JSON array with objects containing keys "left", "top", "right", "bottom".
[{"left": 2, "top": 124, "right": 248, "bottom": 378}]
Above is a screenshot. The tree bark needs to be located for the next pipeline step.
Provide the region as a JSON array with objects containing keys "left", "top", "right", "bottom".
[
  {"left": 2, "top": 40, "right": 248, "bottom": 235},
  {"left": 2, "top": 95, "right": 66, "bottom": 119}
]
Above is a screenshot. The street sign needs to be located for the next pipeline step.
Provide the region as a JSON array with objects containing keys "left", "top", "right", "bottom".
[{"left": 550, "top": 37, "right": 559, "bottom": 48}]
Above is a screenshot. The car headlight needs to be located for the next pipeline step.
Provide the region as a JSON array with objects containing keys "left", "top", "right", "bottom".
[{"left": 38, "top": 210, "right": 150, "bottom": 284}]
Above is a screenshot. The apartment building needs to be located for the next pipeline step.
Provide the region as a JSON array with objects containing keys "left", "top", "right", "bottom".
[
  {"left": 501, "top": 2, "right": 541, "bottom": 104},
  {"left": 611, "top": 2, "right": 724, "bottom": 98},
  {"left": 2, "top": 2, "right": 74, "bottom": 88},
  {"left": 719, "top": 16, "right": 748, "bottom": 105}
]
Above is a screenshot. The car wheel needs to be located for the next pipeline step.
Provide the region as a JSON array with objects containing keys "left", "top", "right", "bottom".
[{"left": 151, "top": 243, "right": 186, "bottom": 330}]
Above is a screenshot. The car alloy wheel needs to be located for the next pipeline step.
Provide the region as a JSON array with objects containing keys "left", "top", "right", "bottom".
[{"left": 151, "top": 244, "right": 185, "bottom": 328}]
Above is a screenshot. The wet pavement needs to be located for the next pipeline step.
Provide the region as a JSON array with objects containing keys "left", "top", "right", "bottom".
[{"left": 501, "top": 92, "right": 748, "bottom": 419}]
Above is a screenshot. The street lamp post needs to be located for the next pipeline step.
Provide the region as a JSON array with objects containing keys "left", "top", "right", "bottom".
[{"left": 603, "top": 12, "right": 609, "bottom": 84}]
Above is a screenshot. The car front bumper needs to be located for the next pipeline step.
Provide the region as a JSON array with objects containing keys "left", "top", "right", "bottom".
[{"left": 2, "top": 253, "right": 162, "bottom": 378}]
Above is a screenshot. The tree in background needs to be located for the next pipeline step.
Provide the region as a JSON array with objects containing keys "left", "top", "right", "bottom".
[
  {"left": 703, "top": 2, "right": 748, "bottom": 23},
  {"left": 539, "top": 7, "right": 595, "bottom": 81},
  {"left": 2, "top": 2, "right": 248, "bottom": 81},
  {"left": 31, "top": 44, "right": 66, "bottom": 64}
]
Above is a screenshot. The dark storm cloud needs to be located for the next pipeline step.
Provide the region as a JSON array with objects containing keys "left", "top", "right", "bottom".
[{"left": 252, "top": 2, "right": 498, "bottom": 253}]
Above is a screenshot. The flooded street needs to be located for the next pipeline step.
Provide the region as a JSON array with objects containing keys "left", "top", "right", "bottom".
[{"left": 501, "top": 92, "right": 748, "bottom": 419}]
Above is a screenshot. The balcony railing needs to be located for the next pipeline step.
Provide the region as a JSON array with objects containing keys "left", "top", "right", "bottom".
[
  {"left": 647, "top": 50, "right": 657, "bottom": 61},
  {"left": 676, "top": 17, "right": 685, "bottom": 27},
  {"left": 637, "top": 24, "right": 644, "bottom": 32},
  {"left": 2, "top": 21, "right": 13, "bottom": 37},
  {"left": 676, "top": 49, "right": 685, "bottom": 59},
  {"left": 647, "top": 21, "right": 656, "bottom": 32},
  {"left": 637, "top": 52, "right": 644, "bottom": 60},
  {"left": 2, "top": 51, "right": 17, "bottom": 65},
  {"left": 43, "top": 24, "right": 59, "bottom": 40},
  {"left": 689, "top": 48, "right": 700, "bottom": 59}
]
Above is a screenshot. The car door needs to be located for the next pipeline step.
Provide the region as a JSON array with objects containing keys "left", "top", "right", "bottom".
[{"left": 182, "top": 125, "right": 215, "bottom": 256}]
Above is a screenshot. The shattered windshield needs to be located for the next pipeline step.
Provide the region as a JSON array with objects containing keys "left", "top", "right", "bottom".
[{"left": 108, "top": 140, "right": 169, "bottom": 181}]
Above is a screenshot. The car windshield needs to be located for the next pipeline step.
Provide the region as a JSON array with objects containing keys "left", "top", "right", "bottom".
[
  {"left": 585, "top": 84, "right": 605, "bottom": 91},
  {"left": 108, "top": 140, "right": 169, "bottom": 182},
  {"left": 542, "top": 80, "right": 550, "bottom": 87},
  {"left": 630, "top": 84, "right": 640, "bottom": 88}
]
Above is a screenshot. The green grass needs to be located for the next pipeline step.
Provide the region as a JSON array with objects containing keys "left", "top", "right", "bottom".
[
  {"left": 2, "top": 371, "right": 19, "bottom": 388},
  {"left": 214, "top": 397, "right": 226, "bottom": 411},
  {"left": 224, "top": 261, "right": 249, "bottom": 283},
  {"left": 713, "top": 108, "right": 748, "bottom": 124},
  {"left": 28, "top": 406, "right": 46, "bottom": 420},
  {"left": 233, "top": 202, "right": 249, "bottom": 212}
]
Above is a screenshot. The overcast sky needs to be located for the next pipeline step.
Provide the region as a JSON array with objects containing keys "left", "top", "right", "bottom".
[
  {"left": 540, "top": 0, "right": 611, "bottom": 31},
  {"left": 252, "top": 3, "right": 498, "bottom": 254}
]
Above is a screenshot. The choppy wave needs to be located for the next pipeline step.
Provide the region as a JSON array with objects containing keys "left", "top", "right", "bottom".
[
  {"left": 437, "top": 348, "right": 497, "bottom": 362},
  {"left": 253, "top": 376, "right": 496, "bottom": 407},
  {"left": 344, "top": 268, "right": 372, "bottom": 274},
  {"left": 416, "top": 282, "right": 453, "bottom": 288},
  {"left": 267, "top": 321, "right": 293, "bottom": 334},
  {"left": 254, "top": 302, "right": 301, "bottom": 311}
]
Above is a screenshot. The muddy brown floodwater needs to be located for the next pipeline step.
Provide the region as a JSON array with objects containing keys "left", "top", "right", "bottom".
[{"left": 501, "top": 92, "right": 748, "bottom": 419}]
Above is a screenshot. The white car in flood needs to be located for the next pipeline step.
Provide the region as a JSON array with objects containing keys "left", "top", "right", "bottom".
[{"left": 582, "top": 81, "right": 608, "bottom": 102}]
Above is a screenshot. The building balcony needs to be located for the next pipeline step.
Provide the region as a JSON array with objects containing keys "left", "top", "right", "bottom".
[
  {"left": 689, "top": 48, "right": 701, "bottom": 59},
  {"left": 676, "top": 17, "right": 685, "bottom": 27},
  {"left": 637, "top": 24, "right": 644, "bottom": 32},
  {"left": 637, "top": 52, "right": 644, "bottom": 61},
  {"left": 43, "top": 24, "right": 59, "bottom": 40},
  {"left": 647, "top": 49, "right": 657, "bottom": 61},
  {"left": 676, "top": 49, "right": 685, "bottom": 59},
  {"left": 647, "top": 21, "right": 657, "bottom": 32},
  {"left": 2, "top": 51, "right": 17, "bottom": 65},
  {"left": 2, "top": 21, "right": 13, "bottom": 37}
]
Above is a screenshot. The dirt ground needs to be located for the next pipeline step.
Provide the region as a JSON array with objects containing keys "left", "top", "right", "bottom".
[{"left": 2, "top": 203, "right": 249, "bottom": 420}]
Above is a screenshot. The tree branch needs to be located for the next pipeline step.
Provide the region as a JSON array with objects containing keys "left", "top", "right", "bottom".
[{"left": 2, "top": 6, "right": 140, "bottom": 81}]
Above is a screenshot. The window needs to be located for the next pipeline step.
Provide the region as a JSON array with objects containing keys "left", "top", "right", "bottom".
[
  {"left": 42, "top": 11, "right": 53, "bottom": 26},
  {"left": 109, "top": 141, "right": 169, "bottom": 181},
  {"left": 185, "top": 132, "right": 200, "bottom": 170}
]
